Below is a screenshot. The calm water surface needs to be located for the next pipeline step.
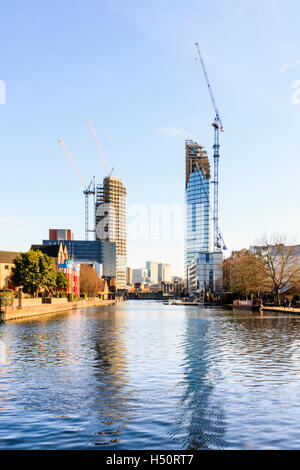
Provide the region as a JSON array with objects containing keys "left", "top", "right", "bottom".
[{"left": 0, "top": 300, "right": 300, "bottom": 449}]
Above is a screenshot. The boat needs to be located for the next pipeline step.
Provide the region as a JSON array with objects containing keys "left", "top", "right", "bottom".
[
  {"left": 233, "top": 299, "right": 262, "bottom": 311},
  {"left": 163, "top": 300, "right": 175, "bottom": 305},
  {"left": 163, "top": 300, "right": 197, "bottom": 306}
]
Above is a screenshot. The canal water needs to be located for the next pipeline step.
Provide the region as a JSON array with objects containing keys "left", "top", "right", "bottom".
[{"left": 0, "top": 300, "right": 300, "bottom": 450}]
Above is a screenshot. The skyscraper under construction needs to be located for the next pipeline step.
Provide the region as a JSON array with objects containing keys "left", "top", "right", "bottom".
[
  {"left": 185, "top": 140, "right": 223, "bottom": 295},
  {"left": 185, "top": 140, "right": 211, "bottom": 272},
  {"left": 96, "top": 176, "right": 127, "bottom": 290}
]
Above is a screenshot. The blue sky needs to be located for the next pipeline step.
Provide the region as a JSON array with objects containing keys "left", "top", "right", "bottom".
[{"left": 0, "top": 0, "right": 299, "bottom": 275}]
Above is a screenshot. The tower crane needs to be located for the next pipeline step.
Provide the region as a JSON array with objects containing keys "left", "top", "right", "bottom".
[
  {"left": 194, "top": 162, "right": 227, "bottom": 252},
  {"left": 87, "top": 120, "right": 114, "bottom": 177},
  {"left": 195, "top": 42, "right": 226, "bottom": 251},
  {"left": 58, "top": 139, "right": 95, "bottom": 241}
]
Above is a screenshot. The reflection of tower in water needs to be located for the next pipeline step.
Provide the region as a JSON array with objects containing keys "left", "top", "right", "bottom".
[
  {"left": 90, "top": 308, "right": 133, "bottom": 447},
  {"left": 176, "top": 311, "right": 227, "bottom": 449}
]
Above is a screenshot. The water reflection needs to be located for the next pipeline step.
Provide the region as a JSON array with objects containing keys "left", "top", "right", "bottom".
[
  {"left": 0, "top": 307, "right": 133, "bottom": 449},
  {"left": 177, "top": 312, "right": 227, "bottom": 449},
  {"left": 89, "top": 310, "right": 133, "bottom": 447},
  {"left": 205, "top": 310, "right": 300, "bottom": 449},
  {"left": 0, "top": 303, "right": 300, "bottom": 449}
]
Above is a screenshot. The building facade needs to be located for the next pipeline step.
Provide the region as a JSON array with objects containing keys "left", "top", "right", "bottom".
[
  {"left": 158, "top": 263, "right": 171, "bottom": 283},
  {"left": 96, "top": 176, "right": 127, "bottom": 290},
  {"left": 185, "top": 139, "right": 223, "bottom": 294},
  {"left": 132, "top": 268, "right": 148, "bottom": 284},
  {"left": 0, "top": 251, "right": 21, "bottom": 289},
  {"left": 126, "top": 267, "right": 132, "bottom": 286},
  {"left": 132, "top": 261, "right": 172, "bottom": 285},
  {"left": 58, "top": 259, "right": 80, "bottom": 296},
  {"left": 185, "top": 140, "right": 211, "bottom": 279},
  {"left": 31, "top": 243, "right": 80, "bottom": 296},
  {"left": 187, "top": 252, "right": 223, "bottom": 295},
  {"left": 146, "top": 261, "right": 159, "bottom": 283},
  {"left": 49, "top": 229, "right": 73, "bottom": 241},
  {"left": 43, "top": 235, "right": 116, "bottom": 278}
]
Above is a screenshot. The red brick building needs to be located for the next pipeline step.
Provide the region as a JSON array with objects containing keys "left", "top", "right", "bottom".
[
  {"left": 49, "top": 229, "right": 73, "bottom": 241},
  {"left": 31, "top": 243, "right": 80, "bottom": 296}
]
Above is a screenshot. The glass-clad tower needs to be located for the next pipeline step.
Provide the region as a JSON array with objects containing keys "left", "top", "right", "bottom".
[{"left": 184, "top": 140, "right": 211, "bottom": 282}]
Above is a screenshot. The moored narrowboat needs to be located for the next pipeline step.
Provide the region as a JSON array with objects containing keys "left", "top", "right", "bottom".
[{"left": 233, "top": 299, "right": 262, "bottom": 311}]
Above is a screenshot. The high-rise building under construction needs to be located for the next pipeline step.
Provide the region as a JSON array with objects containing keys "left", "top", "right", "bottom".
[
  {"left": 185, "top": 139, "right": 223, "bottom": 294},
  {"left": 185, "top": 140, "right": 211, "bottom": 273},
  {"left": 96, "top": 176, "right": 127, "bottom": 290}
]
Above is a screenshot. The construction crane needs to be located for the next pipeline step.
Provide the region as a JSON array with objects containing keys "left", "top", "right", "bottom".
[
  {"left": 87, "top": 120, "right": 114, "bottom": 177},
  {"left": 195, "top": 42, "right": 226, "bottom": 251},
  {"left": 194, "top": 162, "right": 227, "bottom": 252},
  {"left": 58, "top": 140, "right": 95, "bottom": 241}
]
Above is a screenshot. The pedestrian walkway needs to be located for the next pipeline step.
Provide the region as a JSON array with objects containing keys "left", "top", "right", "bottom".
[{"left": 262, "top": 306, "right": 300, "bottom": 315}]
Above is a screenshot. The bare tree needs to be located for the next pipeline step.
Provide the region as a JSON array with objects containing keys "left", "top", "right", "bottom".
[{"left": 254, "top": 234, "right": 300, "bottom": 305}]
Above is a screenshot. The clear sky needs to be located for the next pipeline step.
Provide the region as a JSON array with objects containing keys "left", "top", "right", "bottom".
[{"left": 0, "top": 0, "right": 299, "bottom": 276}]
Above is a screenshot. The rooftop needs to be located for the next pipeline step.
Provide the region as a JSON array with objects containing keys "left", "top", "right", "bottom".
[
  {"left": 0, "top": 251, "right": 21, "bottom": 264},
  {"left": 31, "top": 244, "right": 64, "bottom": 258}
]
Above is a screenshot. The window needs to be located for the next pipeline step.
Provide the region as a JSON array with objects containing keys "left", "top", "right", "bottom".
[{"left": 4, "top": 265, "right": 9, "bottom": 270}]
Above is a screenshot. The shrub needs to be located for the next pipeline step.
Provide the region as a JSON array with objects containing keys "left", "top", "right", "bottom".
[{"left": 0, "top": 289, "right": 14, "bottom": 307}]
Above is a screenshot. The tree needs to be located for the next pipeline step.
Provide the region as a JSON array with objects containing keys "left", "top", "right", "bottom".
[
  {"left": 223, "top": 249, "right": 266, "bottom": 298},
  {"left": 42, "top": 256, "right": 57, "bottom": 296},
  {"left": 80, "top": 264, "right": 100, "bottom": 294},
  {"left": 56, "top": 271, "right": 70, "bottom": 291},
  {"left": 10, "top": 250, "right": 57, "bottom": 297},
  {"left": 255, "top": 234, "right": 300, "bottom": 305}
]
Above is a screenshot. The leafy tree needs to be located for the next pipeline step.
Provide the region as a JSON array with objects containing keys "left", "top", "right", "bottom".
[
  {"left": 80, "top": 264, "right": 100, "bottom": 294},
  {"left": 56, "top": 271, "right": 70, "bottom": 291},
  {"left": 41, "top": 254, "right": 57, "bottom": 296},
  {"left": 10, "top": 250, "right": 56, "bottom": 297}
]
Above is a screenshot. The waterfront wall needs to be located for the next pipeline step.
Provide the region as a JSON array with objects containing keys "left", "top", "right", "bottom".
[
  {"left": 262, "top": 306, "right": 300, "bottom": 315},
  {"left": 12, "top": 298, "right": 75, "bottom": 308},
  {"left": 128, "top": 292, "right": 173, "bottom": 300},
  {"left": 1, "top": 298, "right": 117, "bottom": 322}
]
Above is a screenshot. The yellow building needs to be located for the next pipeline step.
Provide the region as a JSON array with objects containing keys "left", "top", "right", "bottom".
[{"left": 0, "top": 251, "right": 21, "bottom": 289}]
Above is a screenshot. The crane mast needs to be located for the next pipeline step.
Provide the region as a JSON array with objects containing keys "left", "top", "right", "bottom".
[
  {"left": 195, "top": 43, "right": 226, "bottom": 252},
  {"left": 58, "top": 140, "right": 95, "bottom": 241},
  {"left": 83, "top": 177, "right": 96, "bottom": 241}
]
